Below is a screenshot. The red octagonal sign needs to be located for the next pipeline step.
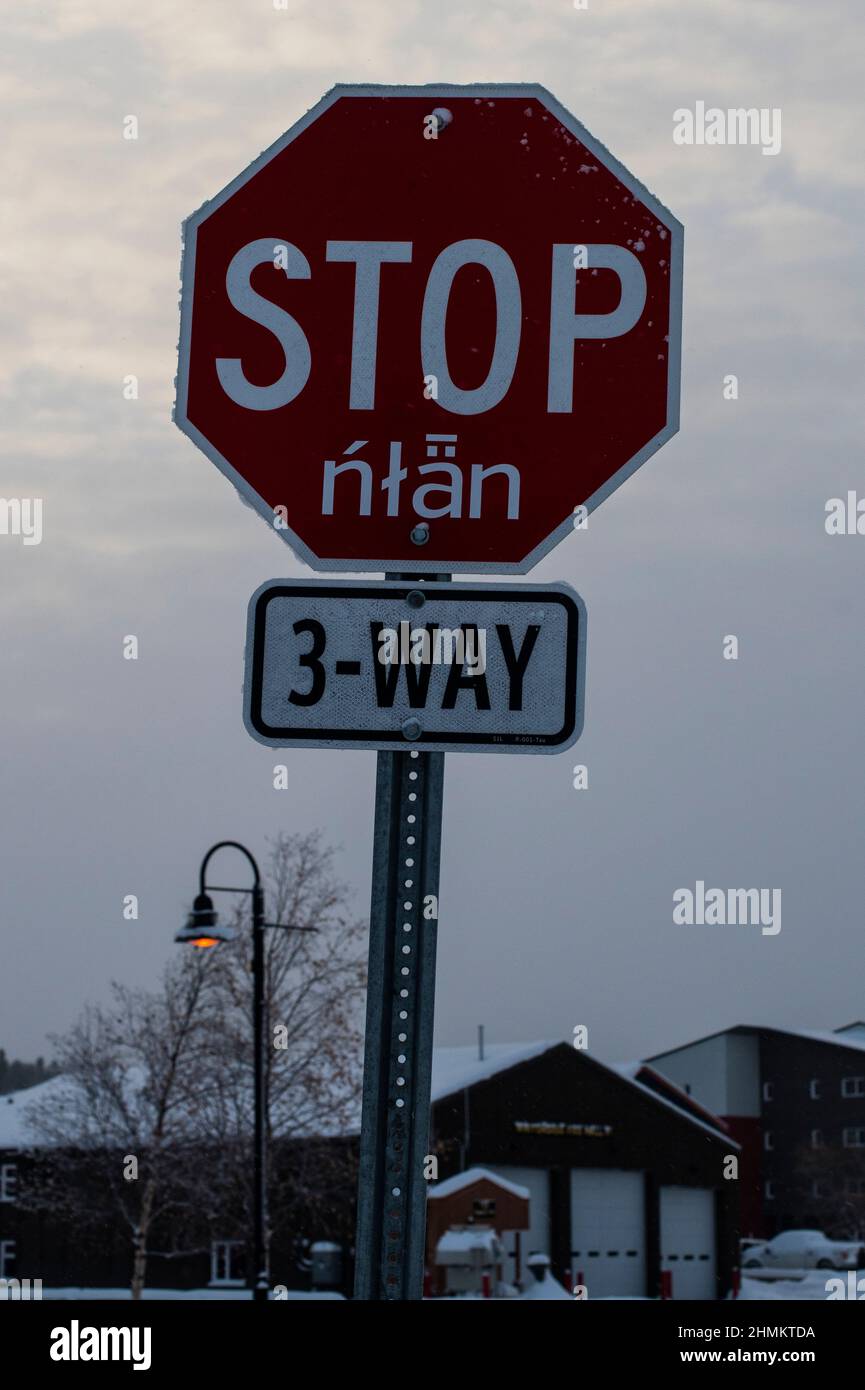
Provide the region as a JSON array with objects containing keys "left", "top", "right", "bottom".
[{"left": 176, "top": 84, "right": 682, "bottom": 573}]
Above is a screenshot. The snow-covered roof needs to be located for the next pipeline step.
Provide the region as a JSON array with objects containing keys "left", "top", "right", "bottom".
[
  {"left": 433, "top": 1042, "right": 731, "bottom": 1142},
  {"left": 0, "top": 1066, "right": 354, "bottom": 1150},
  {"left": 3, "top": 1049, "right": 557, "bottom": 1152},
  {"left": 789, "top": 1026, "right": 865, "bottom": 1056},
  {"left": 1, "top": 1037, "right": 732, "bottom": 1151},
  {"left": 431, "top": 1041, "right": 557, "bottom": 1101},
  {"left": 0, "top": 1075, "right": 75, "bottom": 1150},
  {"left": 648, "top": 1023, "right": 865, "bottom": 1065},
  {"left": 835, "top": 1021, "right": 865, "bottom": 1037},
  {"left": 428, "top": 1166, "right": 530, "bottom": 1201}
]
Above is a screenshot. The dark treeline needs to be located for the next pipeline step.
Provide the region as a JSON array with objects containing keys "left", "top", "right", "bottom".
[{"left": 0, "top": 1048, "right": 57, "bottom": 1094}]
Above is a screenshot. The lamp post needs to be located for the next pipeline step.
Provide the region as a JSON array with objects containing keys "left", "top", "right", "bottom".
[{"left": 175, "top": 840, "right": 315, "bottom": 1302}]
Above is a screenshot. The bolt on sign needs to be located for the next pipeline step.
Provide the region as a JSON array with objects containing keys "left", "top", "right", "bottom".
[{"left": 175, "top": 83, "right": 683, "bottom": 573}]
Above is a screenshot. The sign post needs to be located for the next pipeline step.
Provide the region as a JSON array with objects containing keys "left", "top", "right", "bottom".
[
  {"left": 176, "top": 81, "right": 682, "bottom": 1301},
  {"left": 243, "top": 569, "right": 585, "bottom": 1297},
  {"left": 354, "top": 739, "right": 445, "bottom": 1299}
]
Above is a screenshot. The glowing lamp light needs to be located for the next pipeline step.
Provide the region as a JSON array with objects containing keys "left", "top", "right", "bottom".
[{"left": 175, "top": 893, "right": 237, "bottom": 948}]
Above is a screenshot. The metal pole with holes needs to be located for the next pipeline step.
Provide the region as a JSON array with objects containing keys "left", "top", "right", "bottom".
[{"left": 354, "top": 574, "right": 447, "bottom": 1301}]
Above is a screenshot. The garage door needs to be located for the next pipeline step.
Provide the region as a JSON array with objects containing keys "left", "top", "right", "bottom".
[
  {"left": 570, "top": 1169, "right": 646, "bottom": 1298},
  {"left": 486, "top": 1165, "right": 550, "bottom": 1286},
  {"left": 660, "top": 1186, "right": 716, "bottom": 1300}
]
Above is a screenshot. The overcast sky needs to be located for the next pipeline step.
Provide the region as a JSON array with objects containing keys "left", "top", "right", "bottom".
[{"left": 2, "top": 0, "right": 864, "bottom": 1069}]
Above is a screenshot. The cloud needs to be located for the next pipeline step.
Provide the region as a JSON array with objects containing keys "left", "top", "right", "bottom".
[{"left": 2, "top": 0, "right": 864, "bottom": 1059}]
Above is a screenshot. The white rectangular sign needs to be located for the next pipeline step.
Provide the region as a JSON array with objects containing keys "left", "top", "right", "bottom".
[{"left": 243, "top": 580, "right": 586, "bottom": 754}]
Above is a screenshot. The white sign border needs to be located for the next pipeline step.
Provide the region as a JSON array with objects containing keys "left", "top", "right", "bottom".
[{"left": 242, "top": 577, "right": 587, "bottom": 754}]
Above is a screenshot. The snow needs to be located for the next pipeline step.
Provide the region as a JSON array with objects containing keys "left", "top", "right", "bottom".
[
  {"left": 739, "top": 1272, "right": 849, "bottom": 1301},
  {"left": 518, "top": 1270, "right": 572, "bottom": 1301},
  {"left": 0, "top": 1046, "right": 561, "bottom": 1150},
  {"left": 27, "top": 1287, "right": 345, "bottom": 1301},
  {"left": 436, "top": 1228, "right": 499, "bottom": 1258},
  {"left": 431, "top": 1041, "right": 556, "bottom": 1101},
  {"left": 835, "top": 1021, "right": 865, "bottom": 1039},
  {"left": 784, "top": 1026, "right": 865, "bottom": 1057},
  {"left": 29, "top": 1277, "right": 854, "bottom": 1303},
  {"left": 651, "top": 1022, "right": 865, "bottom": 1066},
  {"left": 432, "top": 1043, "right": 730, "bottom": 1143},
  {"left": 428, "top": 1166, "right": 530, "bottom": 1201},
  {"left": 0, "top": 1075, "right": 75, "bottom": 1149},
  {"left": 2, "top": 1038, "right": 735, "bottom": 1152}
]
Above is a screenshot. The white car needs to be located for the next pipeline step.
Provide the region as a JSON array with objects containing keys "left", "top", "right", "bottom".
[{"left": 742, "top": 1229, "right": 864, "bottom": 1271}]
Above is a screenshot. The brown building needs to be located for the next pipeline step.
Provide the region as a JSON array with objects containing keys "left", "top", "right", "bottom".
[{"left": 429, "top": 1040, "right": 739, "bottom": 1299}]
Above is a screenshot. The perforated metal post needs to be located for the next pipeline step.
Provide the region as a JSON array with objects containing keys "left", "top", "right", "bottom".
[{"left": 354, "top": 575, "right": 447, "bottom": 1301}]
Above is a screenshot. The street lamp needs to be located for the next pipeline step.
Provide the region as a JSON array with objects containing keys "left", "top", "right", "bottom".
[
  {"left": 175, "top": 840, "right": 315, "bottom": 1302},
  {"left": 175, "top": 893, "right": 237, "bottom": 948}
]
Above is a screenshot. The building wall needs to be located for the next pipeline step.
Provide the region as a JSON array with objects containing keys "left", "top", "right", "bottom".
[
  {"left": 0, "top": 1139, "right": 358, "bottom": 1295},
  {"left": 650, "top": 1032, "right": 760, "bottom": 1119},
  {"left": 651, "top": 1028, "right": 865, "bottom": 1240},
  {"left": 759, "top": 1034, "right": 865, "bottom": 1238},
  {"left": 726, "top": 1033, "right": 762, "bottom": 1117},
  {"left": 724, "top": 1116, "right": 763, "bottom": 1237}
]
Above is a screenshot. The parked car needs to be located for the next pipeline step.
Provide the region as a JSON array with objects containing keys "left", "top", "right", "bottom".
[{"left": 742, "top": 1230, "right": 865, "bottom": 1271}]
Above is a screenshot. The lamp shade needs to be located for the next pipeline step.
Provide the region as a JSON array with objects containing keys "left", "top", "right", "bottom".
[{"left": 175, "top": 892, "right": 236, "bottom": 948}]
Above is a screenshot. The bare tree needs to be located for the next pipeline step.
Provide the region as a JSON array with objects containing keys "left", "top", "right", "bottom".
[
  {"left": 20, "top": 830, "right": 366, "bottom": 1295},
  {"left": 23, "top": 952, "right": 217, "bottom": 1298},
  {"left": 790, "top": 1140, "right": 865, "bottom": 1244},
  {"left": 198, "top": 831, "right": 366, "bottom": 1264}
]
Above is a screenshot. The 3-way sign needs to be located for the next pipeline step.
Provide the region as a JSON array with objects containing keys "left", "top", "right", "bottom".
[{"left": 244, "top": 579, "right": 586, "bottom": 753}]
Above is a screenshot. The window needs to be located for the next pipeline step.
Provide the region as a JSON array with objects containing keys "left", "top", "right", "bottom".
[
  {"left": 0, "top": 1164, "right": 16, "bottom": 1204},
  {"left": 842, "top": 1077, "right": 865, "bottom": 1098},
  {"left": 847, "top": 1179, "right": 865, "bottom": 1196},
  {"left": 765, "top": 1181, "right": 775, "bottom": 1200},
  {"left": 809, "top": 1079, "right": 821, "bottom": 1100},
  {"left": 811, "top": 1129, "right": 824, "bottom": 1149},
  {"left": 209, "top": 1239, "right": 246, "bottom": 1287},
  {"left": 762, "top": 1081, "right": 774, "bottom": 1102},
  {"left": 843, "top": 1128, "right": 865, "bottom": 1149},
  {"left": 812, "top": 1179, "right": 829, "bottom": 1199},
  {"left": 764, "top": 1131, "right": 774, "bottom": 1151}
]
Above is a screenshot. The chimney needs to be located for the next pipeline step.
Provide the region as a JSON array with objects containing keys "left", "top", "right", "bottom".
[{"left": 478, "top": 1025, "right": 485, "bottom": 1061}]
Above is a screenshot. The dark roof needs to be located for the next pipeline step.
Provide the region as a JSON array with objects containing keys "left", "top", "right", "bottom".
[{"left": 646, "top": 1023, "right": 865, "bottom": 1064}]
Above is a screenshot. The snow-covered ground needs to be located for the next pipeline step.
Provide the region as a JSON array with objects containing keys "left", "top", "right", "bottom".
[
  {"left": 740, "top": 1271, "right": 856, "bottom": 1301},
  {"left": 19, "top": 1287, "right": 345, "bottom": 1301},
  {"left": 9, "top": 1274, "right": 853, "bottom": 1301}
]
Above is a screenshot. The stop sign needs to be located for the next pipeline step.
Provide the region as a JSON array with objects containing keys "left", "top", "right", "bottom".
[{"left": 176, "top": 84, "right": 682, "bottom": 573}]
